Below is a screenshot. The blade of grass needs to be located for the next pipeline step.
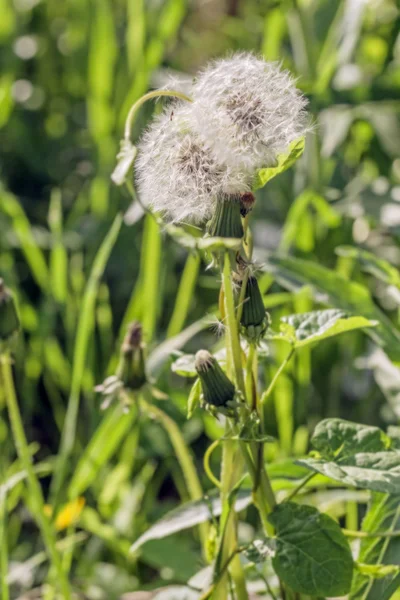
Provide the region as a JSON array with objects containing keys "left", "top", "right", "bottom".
[
  {"left": 1, "top": 190, "right": 49, "bottom": 293},
  {"left": 167, "top": 252, "right": 200, "bottom": 338},
  {"left": 48, "top": 189, "right": 68, "bottom": 304},
  {"left": 51, "top": 213, "right": 123, "bottom": 505}
]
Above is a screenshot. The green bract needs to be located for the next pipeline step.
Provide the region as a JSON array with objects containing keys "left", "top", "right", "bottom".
[{"left": 253, "top": 137, "right": 305, "bottom": 190}]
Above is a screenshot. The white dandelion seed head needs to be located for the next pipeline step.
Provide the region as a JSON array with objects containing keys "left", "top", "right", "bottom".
[
  {"left": 190, "top": 52, "right": 310, "bottom": 170},
  {"left": 135, "top": 102, "right": 251, "bottom": 224}
]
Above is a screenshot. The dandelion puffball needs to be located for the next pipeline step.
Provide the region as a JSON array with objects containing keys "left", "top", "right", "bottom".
[
  {"left": 135, "top": 103, "right": 250, "bottom": 224},
  {"left": 191, "top": 53, "right": 309, "bottom": 171}
]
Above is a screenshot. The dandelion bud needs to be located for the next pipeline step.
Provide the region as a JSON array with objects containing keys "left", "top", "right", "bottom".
[
  {"left": 191, "top": 53, "right": 309, "bottom": 171},
  {"left": 207, "top": 195, "right": 244, "bottom": 239},
  {"left": 195, "top": 350, "right": 235, "bottom": 408},
  {"left": 0, "top": 279, "right": 20, "bottom": 342},
  {"left": 239, "top": 276, "right": 268, "bottom": 342},
  {"left": 117, "top": 322, "right": 147, "bottom": 391}
]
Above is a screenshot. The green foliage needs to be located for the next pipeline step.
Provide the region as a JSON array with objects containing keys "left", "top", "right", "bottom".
[
  {"left": 351, "top": 493, "right": 400, "bottom": 600},
  {"left": 275, "top": 309, "right": 377, "bottom": 348},
  {"left": 1, "top": 0, "right": 400, "bottom": 597},
  {"left": 269, "top": 502, "right": 353, "bottom": 597},
  {"left": 299, "top": 419, "right": 400, "bottom": 494}
]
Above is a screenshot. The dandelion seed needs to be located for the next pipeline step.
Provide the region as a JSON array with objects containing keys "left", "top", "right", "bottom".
[
  {"left": 135, "top": 102, "right": 251, "bottom": 224},
  {"left": 191, "top": 52, "right": 310, "bottom": 171}
]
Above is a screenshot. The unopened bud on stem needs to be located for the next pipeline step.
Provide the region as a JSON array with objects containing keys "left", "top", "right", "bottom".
[
  {"left": 239, "top": 276, "right": 268, "bottom": 342},
  {"left": 117, "top": 322, "right": 147, "bottom": 391},
  {"left": 0, "top": 279, "right": 20, "bottom": 343},
  {"left": 195, "top": 350, "right": 235, "bottom": 407},
  {"left": 207, "top": 196, "right": 244, "bottom": 239}
]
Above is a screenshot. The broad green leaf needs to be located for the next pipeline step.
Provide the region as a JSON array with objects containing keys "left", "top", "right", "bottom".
[
  {"left": 336, "top": 246, "right": 400, "bottom": 289},
  {"left": 311, "top": 418, "right": 391, "bottom": 460},
  {"left": 278, "top": 309, "right": 377, "bottom": 348},
  {"left": 253, "top": 138, "right": 305, "bottom": 190},
  {"left": 269, "top": 502, "right": 353, "bottom": 597},
  {"left": 299, "top": 419, "right": 400, "bottom": 494},
  {"left": 130, "top": 490, "right": 252, "bottom": 553},
  {"left": 351, "top": 493, "right": 400, "bottom": 600},
  {"left": 263, "top": 254, "right": 400, "bottom": 361},
  {"left": 298, "top": 453, "right": 400, "bottom": 494}
]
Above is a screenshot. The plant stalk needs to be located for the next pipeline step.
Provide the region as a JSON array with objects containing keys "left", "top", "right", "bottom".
[{"left": 0, "top": 354, "right": 72, "bottom": 599}]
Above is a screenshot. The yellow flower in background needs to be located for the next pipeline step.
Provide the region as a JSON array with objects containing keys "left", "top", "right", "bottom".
[{"left": 44, "top": 497, "right": 85, "bottom": 531}]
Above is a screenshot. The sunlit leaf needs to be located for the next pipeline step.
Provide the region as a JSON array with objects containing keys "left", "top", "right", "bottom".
[
  {"left": 269, "top": 502, "right": 353, "bottom": 596},
  {"left": 278, "top": 309, "right": 377, "bottom": 348},
  {"left": 253, "top": 138, "right": 305, "bottom": 190},
  {"left": 337, "top": 246, "right": 400, "bottom": 289}
]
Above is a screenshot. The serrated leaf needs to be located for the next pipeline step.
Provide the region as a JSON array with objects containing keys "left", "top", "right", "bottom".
[
  {"left": 351, "top": 493, "right": 400, "bottom": 600},
  {"left": 253, "top": 137, "right": 305, "bottom": 190},
  {"left": 336, "top": 246, "right": 400, "bottom": 289},
  {"left": 280, "top": 309, "right": 377, "bottom": 348},
  {"left": 269, "top": 502, "right": 353, "bottom": 597},
  {"left": 130, "top": 490, "right": 252, "bottom": 553},
  {"left": 263, "top": 254, "right": 400, "bottom": 361},
  {"left": 311, "top": 418, "right": 391, "bottom": 460},
  {"left": 298, "top": 419, "right": 400, "bottom": 494},
  {"left": 298, "top": 453, "right": 400, "bottom": 494}
]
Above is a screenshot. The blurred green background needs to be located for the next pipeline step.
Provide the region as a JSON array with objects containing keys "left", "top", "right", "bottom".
[{"left": 1, "top": 0, "right": 400, "bottom": 597}]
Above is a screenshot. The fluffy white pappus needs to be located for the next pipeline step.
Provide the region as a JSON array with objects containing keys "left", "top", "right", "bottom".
[
  {"left": 191, "top": 52, "right": 309, "bottom": 170},
  {"left": 135, "top": 102, "right": 250, "bottom": 224}
]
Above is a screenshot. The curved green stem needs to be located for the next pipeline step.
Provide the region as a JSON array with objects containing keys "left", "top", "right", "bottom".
[
  {"left": 0, "top": 354, "right": 72, "bottom": 599},
  {"left": 204, "top": 439, "right": 222, "bottom": 489},
  {"left": 124, "top": 89, "right": 192, "bottom": 141}
]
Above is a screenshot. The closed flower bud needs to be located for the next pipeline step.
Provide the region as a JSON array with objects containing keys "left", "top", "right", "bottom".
[
  {"left": 239, "top": 276, "right": 268, "bottom": 342},
  {"left": 207, "top": 194, "right": 244, "bottom": 239},
  {"left": 0, "top": 279, "right": 20, "bottom": 343},
  {"left": 118, "top": 322, "right": 147, "bottom": 391},
  {"left": 195, "top": 350, "right": 235, "bottom": 408}
]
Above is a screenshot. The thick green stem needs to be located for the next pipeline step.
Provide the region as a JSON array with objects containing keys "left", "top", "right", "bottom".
[
  {"left": 222, "top": 252, "right": 245, "bottom": 394},
  {"left": 0, "top": 354, "right": 72, "bottom": 599}
]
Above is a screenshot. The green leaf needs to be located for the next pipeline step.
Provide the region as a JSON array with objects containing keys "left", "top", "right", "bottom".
[
  {"left": 253, "top": 137, "right": 305, "bottom": 190},
  {"left": 311, "top": 418, "right": 391, "bottom": 460},
  {"left": 351, "top": 493, "right": 400, "bottom": 600},
  {"left": 263, "top": 254, "right": 400, "bottom": 361},
  {"left": 298, "top": 419, "right": 400, "bottom": 494},
  {"left": 68, "top": 404, "right": 138, "bottom": 498},
  {"left": 298, "top": 453, "right": 400, "bottom": 494},
  {"left": 278, "top": 309, "right": 377, "bottom": 348},
  {"left": 336, "top": 246, "right": 400, "bottom": 289},
  {"left": 269, "top": 502, "right": 353, "bottom": 597},
  {"left": 130, "top": 490, "right": 252, "bottom": 553}
]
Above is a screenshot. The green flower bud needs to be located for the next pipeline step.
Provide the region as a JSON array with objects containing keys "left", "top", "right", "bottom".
[
  {"left": 0, "top": 279, "right": 20, "bottom": 342},
  {"left": 239, "top": 276, "right": 268, "bottom": 342},
  {"left": 195, "top": 350, "right": 235, "bottom": 407},
  {"left": 117, "top": 322, "right": 147, "bottom": 391},
  {"left": 207, "top": 195, "right": 244, "bottom": 239}
]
